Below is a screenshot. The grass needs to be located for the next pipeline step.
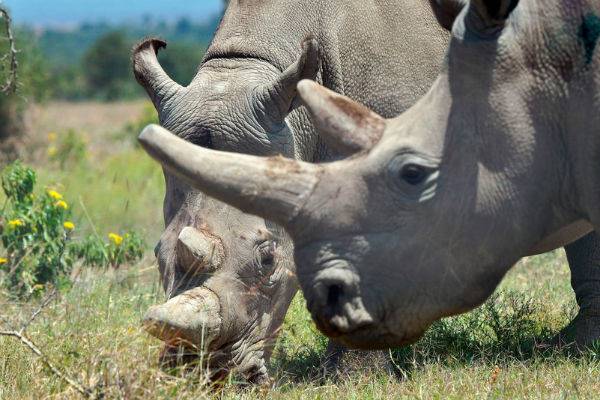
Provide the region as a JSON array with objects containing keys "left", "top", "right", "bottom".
[
  {"left": 1, "top": 101, "right": 599, "bottom": 398},
  {"left": 1, "top": 256, "right": 599, "bottom": 399}
]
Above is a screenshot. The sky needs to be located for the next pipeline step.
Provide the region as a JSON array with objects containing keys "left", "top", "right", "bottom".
[{"left": 1, "top": 0, "right": 223, "bottom": 27}]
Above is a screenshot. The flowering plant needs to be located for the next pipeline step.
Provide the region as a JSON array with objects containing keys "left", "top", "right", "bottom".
[
  {"left": 0, "top": 161, "right": 74, "bottom": 294},
  {"left": 1, "top": 162, "right": 145, "bottom": 296}
]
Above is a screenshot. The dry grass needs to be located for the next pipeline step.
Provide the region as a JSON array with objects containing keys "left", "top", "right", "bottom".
[{"left": 1, "top": 254, "right": 599, "bottom": 399}]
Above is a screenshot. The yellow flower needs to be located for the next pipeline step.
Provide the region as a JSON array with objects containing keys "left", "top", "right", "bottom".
[
  {"left": 63, "top": 221, "right": 75, "bottom": 230},
  {"left": 108, "top": 233, "right": 124, "bottom": 246},
  {"left": 8, "top": 219, "right": 24, "bottom": 228},
  {"left": 47, "top": 190, "right": 63, "bottom": 200},
  {"left": 33, "top": 284, "right": 45, "bottom": 291},
  {"left": 55, "top": 200, "right": 68, "bottom": 210},
  {"left": 0, "top": 258, "right": 8, "bottom": 265},
  {"left": 47, "top": 132, "right": 58, "bottom": 142},
  {"left": 47, "top": 146, "right": 57, "bottom": 157}
]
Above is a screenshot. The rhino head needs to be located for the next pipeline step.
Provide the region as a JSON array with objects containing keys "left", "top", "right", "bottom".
[
  {"left": 137, "top": 0, "right": 600, "bottom": 350},
  {"left": 132, "top": 37, "right": 319, "bottom": 382}
]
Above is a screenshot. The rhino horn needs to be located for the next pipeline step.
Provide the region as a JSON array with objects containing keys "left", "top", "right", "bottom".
[
  {"left": 257, "top": 37, "right": 320, "bottom": 126},
  {"left": 132, "top": 38, "right": 183, "bottom": 112},
  {"left": 138, "top": 124, "right": 321, "bottom": 227},
  {"left": 143, "top": 287, "right": 221, "bottom": 348},
  {"left": 177, "top": 227, "right": 224, "bottom": 273},
  {"left": 297, "top": 80, "right": 385, "bottom": 156}
]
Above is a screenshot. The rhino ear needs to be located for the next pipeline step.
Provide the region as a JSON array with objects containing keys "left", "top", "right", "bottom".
[
  {"left": 469, "top": 0, "right": 519, "bottom": 31},
  {"left": 297, "top": 80, "right": 385, "bottom": 156},
  {"left": 132, "top": 38, "right": 183, "bottom": 113},
  {"left": 429, "top": 0, "right": 468, "bottom": 31},
  {"left": 258, "top": 37, "right": 320, "bottom": 126}
]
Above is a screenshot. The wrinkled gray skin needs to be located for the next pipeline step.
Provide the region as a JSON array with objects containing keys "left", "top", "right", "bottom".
[
  {"left": 138, "top": 0, "right": 600, "bottom": 351},
  {"left": 133, "top": 0, "right": 449, "bottom": 382}
]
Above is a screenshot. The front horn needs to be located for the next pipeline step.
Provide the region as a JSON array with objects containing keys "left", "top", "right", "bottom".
[
  {"left": 138, "top": 124, "right": 322, "bottom": 228},
  {"left": 132, "top": 38, "right": 183, "bottom": 112}
]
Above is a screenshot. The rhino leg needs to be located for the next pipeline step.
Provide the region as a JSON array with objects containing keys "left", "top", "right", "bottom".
[
  {"left": 553, "top": 232, "right": 600, "bottom": 348},
  {"left": 321, "top": 340, "right": 395, "bottom": 377}
]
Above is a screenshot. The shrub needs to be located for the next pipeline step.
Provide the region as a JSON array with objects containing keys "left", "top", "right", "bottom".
[
  {"left": 0, "top": 161, "right": 74, "bottom": 294},
  {"left": 82, "top": 30, "right": 140, "bottom": 100},
  {"left": 71, "top": 231, "right": 145, "bottom": 269},
  {"left": 0, "top": 161, "right": 146, "bottom": 296},
  {"left": 47, "top": 129, "right": 88, "bottom": 168}
]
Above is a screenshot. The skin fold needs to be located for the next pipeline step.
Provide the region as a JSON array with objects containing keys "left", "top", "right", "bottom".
[{"left": 138, "top": 0, "right": 600, "bottom": 351}]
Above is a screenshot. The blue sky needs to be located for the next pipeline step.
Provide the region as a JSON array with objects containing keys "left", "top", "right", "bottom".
[{"left": 2, "top": 0, "right": 223, "bottom": 26}]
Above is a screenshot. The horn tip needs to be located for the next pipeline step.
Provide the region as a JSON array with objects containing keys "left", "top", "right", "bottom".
[
  {"left": 297, "top": 79, "right": 319, "bottom": 98},
  {"left": 301, "top": 35, "right": 319, "bottom": 53},
  {"left": 138, "top": 124, "right": 167, "bottom": 151}
]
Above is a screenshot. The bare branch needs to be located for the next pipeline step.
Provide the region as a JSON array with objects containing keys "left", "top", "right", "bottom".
[
  {"left": 0, "top": 5, "right": 18, "bottom": 93},
  {"left": 19, "top": 288, "right": 58, "bottom": 334},
  {"left": 0, "top": 289, "right": 93, "bottom": 398},
  {"left": 0, "top": 330, "right": 91, "bottom": 397}
]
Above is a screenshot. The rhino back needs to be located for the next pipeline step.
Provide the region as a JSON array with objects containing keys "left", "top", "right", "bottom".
[{"left": 207, "top": 0, "right": 448, "bottom": 120}]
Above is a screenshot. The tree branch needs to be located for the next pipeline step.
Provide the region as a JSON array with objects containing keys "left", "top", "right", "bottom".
[
  {"left": 0, "top": 5, "right": 18, "bottom": 93},
  {"left": 0, "top": 289, "right": 93, "bottom": 398},
  {"left": 0, "top": 330, "right": 91, "bottom": 397}
]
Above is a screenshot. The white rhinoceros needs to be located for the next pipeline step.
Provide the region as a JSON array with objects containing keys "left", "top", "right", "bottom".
[{"left": 138, "top": 0, "right": 600, "bottom": 351}]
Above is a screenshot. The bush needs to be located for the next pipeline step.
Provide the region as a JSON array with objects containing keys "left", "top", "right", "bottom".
[
  {"left": 82, "top": 30, "right": 140, "bottom": 100},
  {"left": 71, "top": 231, "right": 145, "bottom": 269},
  {"left": 47, "top": 129, "right": 88, "bottom": 168},
  {"left": 0, "top": 162, "right": 74, "bottom": 294},
  {"left": 1, "top": 27, "right": 51, "bottom": 157},
  {"left": 0, "top": 161, "right": 146, "bottom": 296}
]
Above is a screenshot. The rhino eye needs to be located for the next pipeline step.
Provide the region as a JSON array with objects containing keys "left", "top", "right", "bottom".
[
  {"left": 257, "top": 241, "right": 276, "bottom": 270},
  {"left": 400, "top": 164, "right": 428, "bottom": 185}
]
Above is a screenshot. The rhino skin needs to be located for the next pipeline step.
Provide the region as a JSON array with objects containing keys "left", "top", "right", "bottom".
[
  {"left": 133, "top": 0, "right": 450, "bottom": 382},
  {"left": 138, "top": 0, "right": 600, "bottom": 351}
]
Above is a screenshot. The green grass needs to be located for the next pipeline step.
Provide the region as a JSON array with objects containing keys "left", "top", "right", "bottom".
[
  {"left": 33, "top": 149, "right": 165, "bottom": 244},
  {"left": 1, "top": 255, "right": 599, "bottom": 399},
  {"left": 1, "top": 102, "right": 599, "bottom": 398}
]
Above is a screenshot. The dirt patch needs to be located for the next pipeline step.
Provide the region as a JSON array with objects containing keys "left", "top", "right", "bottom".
[{"left": 25, "top": 100, "right": 147, "bottom": 138}]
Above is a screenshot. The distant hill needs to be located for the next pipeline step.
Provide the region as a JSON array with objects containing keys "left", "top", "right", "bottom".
[
  {"left": 36, "top": 17, "right": 222, "bottom": 70},
  {"left": 3, "top": 0, "right": 223, "bottom": 27}
]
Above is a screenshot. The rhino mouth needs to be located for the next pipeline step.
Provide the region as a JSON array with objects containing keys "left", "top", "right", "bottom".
[{"left": 144, "top": 285, "right": 273, "bottom": 384}]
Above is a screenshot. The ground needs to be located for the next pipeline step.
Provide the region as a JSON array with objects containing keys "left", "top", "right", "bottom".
[{"left": 1, "top": 101, "right": 599, "bottom": 399}]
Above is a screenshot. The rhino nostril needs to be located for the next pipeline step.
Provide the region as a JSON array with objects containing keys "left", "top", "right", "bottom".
[{"left": 326, "top": 284, "right": 344, "bottom": 308}]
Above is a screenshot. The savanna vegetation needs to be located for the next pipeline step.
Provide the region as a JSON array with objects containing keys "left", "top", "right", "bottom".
[{"left": 1, "top": 5, "right": 600, "bottom": 400}]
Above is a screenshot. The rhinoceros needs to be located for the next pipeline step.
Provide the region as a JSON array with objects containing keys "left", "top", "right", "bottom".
[
  {"left": 138, "top": 0, "right": 600, "bottom": 351},
  {"left": 133, "top": 0, "right": 449, "bottom": 381}
]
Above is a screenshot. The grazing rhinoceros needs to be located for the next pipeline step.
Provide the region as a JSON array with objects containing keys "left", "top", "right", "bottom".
[
  {"left": 138, "top": 0, "right": 600, "bottom": 351},
  {"left": 133, "top": 0, "right": 449, "bottom": 382}
]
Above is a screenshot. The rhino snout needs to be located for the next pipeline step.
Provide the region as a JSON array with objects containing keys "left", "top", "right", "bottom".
[
  {"left": 143, "top": 286, "right": 222, "bottom": 348},
  {"left": 176, "top": 226, "right": 224, "bottom": 273},
  {"left": 307, "top": 266, "right": 374, "bottom": 338}
]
